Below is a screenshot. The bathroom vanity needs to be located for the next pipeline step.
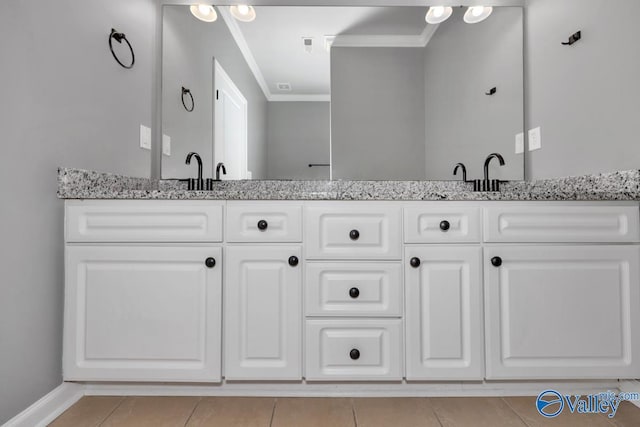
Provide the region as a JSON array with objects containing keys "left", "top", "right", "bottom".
[{"left": 59, "top": 169, "right": 640, "bottom": 391}]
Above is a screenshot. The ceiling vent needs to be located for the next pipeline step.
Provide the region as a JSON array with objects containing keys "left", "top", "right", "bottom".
[{"left": 276, "top": 83, "right": 292, "bottom": 91}]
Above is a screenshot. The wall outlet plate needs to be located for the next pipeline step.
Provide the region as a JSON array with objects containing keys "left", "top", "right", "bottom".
[
  {"left": 528, "top": 126, "right": 542, "bottom": 151},
  {"left": 139, "top": 125, "right": 151, "bottom": 150},
  {"left": 515, "top": 132, "right": 524, "bottom": 154},
  {"left": 162, "top": 134, "right": 171, "bottom": 156}
]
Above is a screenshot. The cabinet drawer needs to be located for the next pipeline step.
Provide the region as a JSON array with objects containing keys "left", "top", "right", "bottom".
[
  {"left": 66, "top": 200, "right": 223, "bottom": 243},
  {"left": 305, "top": 319, "right": 402, "bottom": 381},
  {"left": 305, "top": 205, "right": 402, "bottom": 260},
  {"left": 404, "top": 206, "right": 481, "bottom": 243},
  {"left": 226, "top": 202, "right": 302, "bottom": 242},
  {"left": 484, "top": 205, "right": 640, "bottom": 243},
  {"left": 305, "top": 262, "right": 402, "bottom": 317}
]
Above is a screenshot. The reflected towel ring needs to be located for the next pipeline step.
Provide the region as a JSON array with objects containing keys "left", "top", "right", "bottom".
[
  {"left": 108, "top": 29, "right": 135, "bottom": 69},
  {"left": 182, "top": 87, "right": 195, "bottom": 112},
  {"left": 485, "top": 87, "right": 497, "bottom": 96}
]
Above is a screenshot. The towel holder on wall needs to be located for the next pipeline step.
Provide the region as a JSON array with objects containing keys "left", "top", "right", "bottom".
[
  {"left": 108, "top": 29, "right": 135, "bottom": 69},
  {"left": 182, "top": 87, "right": 195, "bottom": 112},
  {"left": 562, "top": 31, "right": 582, "bottom": 46},
  {"left": 485, "top": 87, "right": 497, "bottom": 96}
]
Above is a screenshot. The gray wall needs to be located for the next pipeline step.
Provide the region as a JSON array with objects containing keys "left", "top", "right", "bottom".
[
  {"left": 162, "top": 6, "right": 268, "bottom": 179},
  {"left": 525, "top": 0, "right": 640, "bottom": 179},
  {"left": 424, "top": 7, "right": 524, "bottom": 181},
  {"left": 267, "top": 102, "right": 331, "bottom": 179},
  {"left": 331, "top": 47, "right": 426, "bottom": 180},
  {"left": 0, "top": 0, "right": 154, "bottom": 423}
]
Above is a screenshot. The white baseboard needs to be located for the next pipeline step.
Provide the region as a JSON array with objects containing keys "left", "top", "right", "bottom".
[
  {"left": 3, "top": 379, "right": 631, "bottom": 426},
  {"left": 618, "top": 380, "right": 640, "bottom": 408},
  {"left": 83, "top": 379, "right": 620, "bottom": 398},
  {"left": 2, "top": 383, "right": 84, "bottom": 427}
]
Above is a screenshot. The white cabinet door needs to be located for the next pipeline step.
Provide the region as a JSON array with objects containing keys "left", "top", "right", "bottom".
[
  {"left": 485, "top": 245, "right": 640, "bottom": 379},
  {"left": 405, "top": 246, "right": 484, "bottom": 380},
  {"left": 64, "top": 246, "right": 222, "bottom": 382},
  {"left": 224, "top": 246, "right": 302, "bottom": 380}
]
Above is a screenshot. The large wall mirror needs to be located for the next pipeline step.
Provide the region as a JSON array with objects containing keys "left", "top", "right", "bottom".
[{"left": 161, "top": 4, "right": 524, "bottom": 181}]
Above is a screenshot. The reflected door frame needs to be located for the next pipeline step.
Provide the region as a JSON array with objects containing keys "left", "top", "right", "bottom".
[{"left": 214, "top": 59, "right": 249, "bottom": 180}]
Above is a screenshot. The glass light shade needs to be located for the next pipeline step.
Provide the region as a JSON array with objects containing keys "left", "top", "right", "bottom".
[
  {"left": 190, "top": 4, "right": 217, "bottom": 22},
  {"left": 230, "top": 5, "right": 257, "bottom": 22},
  {"left": 425, "top": 6, "right": 453, "bottom": 24},
  {"left": 463, "top": 6, "right": 493, "bottom": 24}
]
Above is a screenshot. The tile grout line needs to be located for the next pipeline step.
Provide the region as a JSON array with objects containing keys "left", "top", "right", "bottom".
[
  {"left": 97, "top": 396, "right": 127, "bottom": 427},
  {"left": 182, "top": 396, "right": 203, "bottom": 427},
  {"left": 351, "top": 398, "right": 358, "bottom": 427},
  {"left": 269, "top": 397, "right": 278, "bottom": 427},
  {"left": 501, "top": 397, "right": 532, "bottom": 427},
  {"left": 428, "top": 401, "right": 445, "bottom": 427}
]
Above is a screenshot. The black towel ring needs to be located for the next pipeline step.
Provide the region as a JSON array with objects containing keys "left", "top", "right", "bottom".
[
  {"left": 108, "top": 28, "right": 135, "bottom": 69},
  {"left": 182, "top": 87, "right": 195, "bottom": 112}
]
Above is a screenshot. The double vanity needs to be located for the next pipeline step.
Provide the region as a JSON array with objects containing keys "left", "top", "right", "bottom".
[{"left": 59, "top": 168, "right": 640, "bottom": 391}]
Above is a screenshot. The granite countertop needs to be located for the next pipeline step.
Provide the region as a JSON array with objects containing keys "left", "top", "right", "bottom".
[{"left": 57, "top": 168, "right": 640, "bottom": 202}]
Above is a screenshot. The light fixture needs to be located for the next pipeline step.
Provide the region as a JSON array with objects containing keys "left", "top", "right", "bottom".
[
  {"left": 190, "top": 4, "right": 217, "bottom": 22},
  {"left": 463, "top": 6, "right": 493, "bottom": 24},
  {"left": 425, "top": 6, "right": 453, "bottom": 24},
  {"left": 230, "top": 4, "right": 256, "bottom": 22}
]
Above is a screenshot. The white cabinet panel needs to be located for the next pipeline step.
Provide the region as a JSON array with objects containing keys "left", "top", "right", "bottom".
[
  {"left": 405, "top": 246, "right": 484, "bottom": 380},
  {"left": 66, "top": 200, "right": 223, "bottom": 243},
  {"left": 485, "top": 205, "right": 640, "bottom": 243},
  {"left": 305, "top": 204, "right": 402, "bottom": 260},
  {"left": 404, "top": 206, "right": 481, "bottom": 243},
  {"left": 485, "top": 245, "right": 640, "bottom": 379},
  {"left": 224, "top": 246, "right": 302, "bottom": 380},
  {"left": 305, "top": 319, "right": 403, "bottom": 381},
  {"left": 226, "top": 202, "right": 302, "bottom": 242},
  {"left": 64, "top": 246, "right": 222, "bottom": 382},
  {"left": 305, "top": 262, "right": 403, "bottom": 317}
]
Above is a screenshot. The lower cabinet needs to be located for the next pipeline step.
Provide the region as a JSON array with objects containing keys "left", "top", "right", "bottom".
[
  {"left": 64, "top": 245, "right": 222, "bottom": 382},
  {"left": 484, "top": 245, "right": 640, "bottom": 379},
  {"left": 405, "top": 246, "right": 484, "bottom": 380},
  {"left": 224, "top": 246, "right": 302, "bottom": 380},
  {"left": 305, "top": 319, "right": 403, "bottom": 380}
]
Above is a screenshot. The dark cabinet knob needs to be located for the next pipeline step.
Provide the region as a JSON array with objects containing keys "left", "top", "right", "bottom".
[
  {"left": 288, "top": 256, "right": 299, "bottom": 267},
  {"left": 350, "top": 349, "right": 360, "bottom": 360},
  {"left": 257, "top": 220, "right": 268, "bottom": 231},
  {"left": 410, "top": 257, "right": 421, "bottom": 268},
  {"left": 491, "top": 256, "right": 503, "bottom": 267},
  {"left": 205, "top": 257, "right": 216, "bottom": 268},
  {"left": 349, "top": 229, "right": 360, "bottom": 240},
  {"left": 439, "top": 220, "right": 451, "bottom": 232},
  {"left": 349, "top": 287, "right": 360, "bottom": 299}
]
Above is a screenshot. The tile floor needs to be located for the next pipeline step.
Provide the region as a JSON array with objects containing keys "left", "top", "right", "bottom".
[{"left": 48, "top": 396, "right": 640, "bottom": 427}]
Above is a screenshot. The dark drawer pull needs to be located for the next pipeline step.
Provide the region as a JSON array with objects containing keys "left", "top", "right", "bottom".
[
  {"left": 350, "top": 349, "right": 360, "bottom": 360},
  {"left": 349, "top": 287, "right": 360, "bottom": 299},
  {"left": 410, "top": 257, "right": 421, "bottom": 268},
  {"left": 349, "top": 229, "right": 360, "bottom": 240},
  {"left": 288, "top": 256, "right": 299, "bottom": 267},
  {"left": 257, "top": 219, "right": 268, "bottom": 231},
  {"left": 491, "top": 256, "right": 503, "bottom": 267},
  {"left": 205, "top": 257, "right": 216, "bottom": 268},
  {"left": 439, "top": 220, "right": 450, "bottom": 231}
]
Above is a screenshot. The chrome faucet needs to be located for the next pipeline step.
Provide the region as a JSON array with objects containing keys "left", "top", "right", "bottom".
[
  {"left": 186, "top": 152, "right": 203, "bottom": 190},
  {"left": 216, "top": 162, "right": 227, "bottom": 181}
]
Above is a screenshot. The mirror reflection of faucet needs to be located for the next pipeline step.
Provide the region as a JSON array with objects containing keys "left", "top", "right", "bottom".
[
  {"left": 216, "top": 162, "right": 227, "bottom": 181},
  {"left": 453, "top": 153, "right": 507, "bottom": 192}
]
